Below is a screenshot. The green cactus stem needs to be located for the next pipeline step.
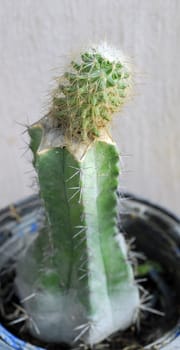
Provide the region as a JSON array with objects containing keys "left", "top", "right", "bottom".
[{"left": 16, "top": 44, "right": 139, "bottom": 345}]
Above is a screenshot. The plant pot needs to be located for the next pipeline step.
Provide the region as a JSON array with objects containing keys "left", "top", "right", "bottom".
[{"left": 0, "top": 194, "right": 179, "bottom": 350}]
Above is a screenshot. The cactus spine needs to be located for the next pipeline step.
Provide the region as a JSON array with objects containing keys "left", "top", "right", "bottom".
[{"left": 16, "top": 45, "right": 139, "bottom": 345}]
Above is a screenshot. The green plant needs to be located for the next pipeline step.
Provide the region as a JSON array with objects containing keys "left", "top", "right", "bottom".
[{"left": 16, "top": 44, "right": 140, "bottom": 346}]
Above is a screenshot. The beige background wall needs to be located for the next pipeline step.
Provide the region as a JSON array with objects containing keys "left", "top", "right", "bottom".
[{"left": 0, "top": 0, "right": 179, "bottom": 215}]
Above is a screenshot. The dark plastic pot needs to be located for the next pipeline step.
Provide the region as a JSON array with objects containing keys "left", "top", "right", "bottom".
[{"left": 0, "top": 194, "right": 179, "bottom": 350}]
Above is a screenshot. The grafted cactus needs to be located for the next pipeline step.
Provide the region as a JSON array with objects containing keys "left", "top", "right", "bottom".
[{"left": 16, "top": 44, "right": 140, "bottom": 345}]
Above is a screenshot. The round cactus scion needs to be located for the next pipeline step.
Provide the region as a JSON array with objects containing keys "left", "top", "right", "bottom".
[
  {"left": 16, "top": 44, "right": 139, "bottom": 346},
  {"left": 50, "top": 43, "right": 131, "bottom": 142}
]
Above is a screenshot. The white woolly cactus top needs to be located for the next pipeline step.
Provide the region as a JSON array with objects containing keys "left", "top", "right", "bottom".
[
  {"left": 50, "top": 44, "right": 131, "bottom": 142},
  {"left": 91, "top": 42, "right": 128, "bottom": 64}
]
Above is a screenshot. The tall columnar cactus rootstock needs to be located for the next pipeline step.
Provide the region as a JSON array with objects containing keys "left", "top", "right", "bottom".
[{"left": 16, "top": 45, "right": 140, "bottom": 345}]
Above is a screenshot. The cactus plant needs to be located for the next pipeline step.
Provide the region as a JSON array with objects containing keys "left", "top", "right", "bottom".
[{"left": 16, "top": 44, "right": 140, "bottom": 346}]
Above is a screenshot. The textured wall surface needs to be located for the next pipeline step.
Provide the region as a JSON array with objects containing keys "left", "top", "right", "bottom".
[{"left": 0, "top": 0, "right": 179, "bottom": 215}]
